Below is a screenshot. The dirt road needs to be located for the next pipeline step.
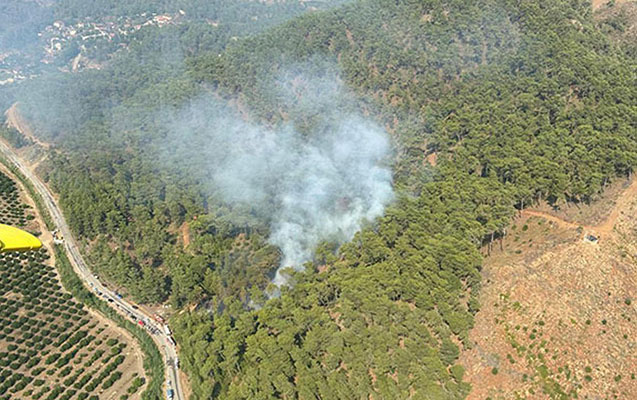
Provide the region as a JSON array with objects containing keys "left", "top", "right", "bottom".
[
  {"left": 520, "top": 177, "right": 637, "bottom": 238},
  {"left": 4, "top": 103, "right": 51, "bottom": 149}
]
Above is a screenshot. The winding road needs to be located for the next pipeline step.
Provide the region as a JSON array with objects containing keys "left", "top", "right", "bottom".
[
  {"left": 0, "top": 140, "right": 184, "bottom": 400},
  {"left": 520, "top": 177, "right": 637, "bottom": 239}
]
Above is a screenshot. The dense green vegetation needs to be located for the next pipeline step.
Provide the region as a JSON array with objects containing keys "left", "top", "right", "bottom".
[
  {"left": 6, "top": 0, "right": 346, "bottom": 307},
  {"left": 596, "top": 1, "right": 637, "bottom": 58},
  {"left": 0, "top": 172, "right": 31, "bottom": 227},
  {"left": 1, "top": 0, "right": 635, "bottom": 398},
  {"left": 0, "top": 125, "right": 32, "bottom": 149},
  {"left": 0, "top": 159, "right": 54, "bottom": 231},
  {"left": 0, "top": 0, "right": 51, "bottom": 50}
]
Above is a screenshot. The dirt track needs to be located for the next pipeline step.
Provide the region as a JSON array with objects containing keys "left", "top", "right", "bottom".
[
  {"left": 180, "top": 222, "right": 191, "bottom": 248},
  {"left": 4, "top": 103, "right": 51, "bottom": 149},
  {"left": 520, "top": 177, "right": 637, "bottom": 237}
]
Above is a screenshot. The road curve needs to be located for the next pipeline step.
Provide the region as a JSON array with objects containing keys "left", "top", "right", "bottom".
[
  {"left": 0, "top": 140, "right": 184, "bottom": 400},
  {"left": 521, "top": 177, "right": 637, "bottom": 240}
]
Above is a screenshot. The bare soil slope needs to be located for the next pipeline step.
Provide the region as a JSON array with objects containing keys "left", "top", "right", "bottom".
[
  {"left": 4, "top": 103, "right": 50, "bottom": 150},
  {"left": 461, "top": 179, "right": 637, "bottom": 399}
]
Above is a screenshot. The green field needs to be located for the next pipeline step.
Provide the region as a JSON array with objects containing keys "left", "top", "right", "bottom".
[{"left": 0, "top": 171, "right": 145, "bottom": 400}]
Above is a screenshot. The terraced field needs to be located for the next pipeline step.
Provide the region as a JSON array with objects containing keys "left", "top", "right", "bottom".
[{"left": 0, "top": 171, "right": 145, "bottom": 400}]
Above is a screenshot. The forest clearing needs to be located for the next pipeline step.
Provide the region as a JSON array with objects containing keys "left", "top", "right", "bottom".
[{"left": 461, "top": 178, "right": 637, "bottom": 399}]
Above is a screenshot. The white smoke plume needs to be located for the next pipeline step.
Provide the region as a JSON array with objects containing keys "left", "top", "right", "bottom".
[{"left": 164, "top": 68, "right": 394, "bottom": 286}]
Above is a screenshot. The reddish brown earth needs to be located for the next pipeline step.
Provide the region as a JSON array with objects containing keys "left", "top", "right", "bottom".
[
  {"left": 461, "top": 178, "right": 637, "bottom": 399},
  {"left": 180, "top": 222, "right": 191, "bottom": 248},
  {"left": 425, "top": 152, "right": 437, "bottom": 167},
  {"left": 592, "top": 0, "right": 633, "bottom": 10}
]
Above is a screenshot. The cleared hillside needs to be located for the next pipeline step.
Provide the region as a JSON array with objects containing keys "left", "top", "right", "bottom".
[{"left": 461, "top": 178, "right": 637, "bottom": 399}]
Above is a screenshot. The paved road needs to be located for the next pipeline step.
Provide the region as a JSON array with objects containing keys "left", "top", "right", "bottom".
[{"left": 0, "top": 141, "right": 184, "bottom": 400}]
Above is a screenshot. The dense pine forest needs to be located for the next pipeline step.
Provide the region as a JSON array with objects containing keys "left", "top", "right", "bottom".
[{"left": 1, "top": 0, "right": 636, "bottom": 398}]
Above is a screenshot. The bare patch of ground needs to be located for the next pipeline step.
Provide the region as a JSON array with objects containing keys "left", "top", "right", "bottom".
[
  {"left": 5, "top": 103, "right": 51, "bottom": 150},
  {"left": 462, "top": 179, "right": 637, "bottom": 399},
  {"left": 528, "top": 178, "right": 631, "bottom": 228},
  {"left": 179, "top": 369, "right": 192, "bottom": 400},
  {"left": 593, "top": 0, "right": 633, "bottom": 10},
  {"left": 425, "top": 152, "right": 437, "bottom": 167},
  {"left": 521, "top": 178, "right": 637, "bottom": 238},
  {"left": 180, "top": 222, "right": 191, "bottom": 249}
]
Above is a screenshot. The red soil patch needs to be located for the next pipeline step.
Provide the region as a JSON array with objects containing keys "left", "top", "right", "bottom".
[
  {"left": 592, "top": 0, "right": 633, "bottom": 10},
  {"left": 180, "top": 222, "right": 191, "bottom": 248},
  {"left": 425, "top": 152, "right": 437, "bottom": 166},
  {"left": 462, "top": 179, "right": 637, "bottom": 399}
]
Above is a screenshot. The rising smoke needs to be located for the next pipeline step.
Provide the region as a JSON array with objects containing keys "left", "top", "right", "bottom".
[{"left": 163, "top": 67, "right": 394, "bottom": 286}]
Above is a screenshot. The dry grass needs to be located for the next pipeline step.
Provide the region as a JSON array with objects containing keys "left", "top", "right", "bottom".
[
  {"left": 592, "top": 0, "right": 634, "bottom": 10},
  {"left": 462, "top": 180, "right": 637, "bottom": 399}
]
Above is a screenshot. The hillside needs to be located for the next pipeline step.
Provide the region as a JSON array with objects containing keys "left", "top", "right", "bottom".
[
  {"left": 461, "top": 178, "right": 637, "bottom": 399},
  {"left": 177, "top": 0, "right": 635, "bottom": 398},
  {"left": 595, "top": 0, "right": 637, "bottom": 57},
  {"left": 0, "top": 0, "right": 635, "bottom": 399}
]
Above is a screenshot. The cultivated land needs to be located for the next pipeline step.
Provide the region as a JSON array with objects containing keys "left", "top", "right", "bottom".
[
  {"left": 2, "top": 102, "right": 184, "bottom": 400},
  {"left": 0, "top": 169, "right": 146, "bottom": 400},
  {"left": 461, "top": 178, "right": 637, "bottom": 399}
]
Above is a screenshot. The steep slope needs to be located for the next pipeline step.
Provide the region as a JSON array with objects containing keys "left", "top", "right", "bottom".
[
  {"left": 2, "top": 0, "right": 635, "bottom": 399},
  {"left": 461, "top": 179, "right": 637, "bottom": 399},
  {"left": 169, "top": 0, "right": 636, "bottom": 398}
]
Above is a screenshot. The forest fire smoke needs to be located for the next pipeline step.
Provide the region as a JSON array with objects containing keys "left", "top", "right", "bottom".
[{"left": 165, "top": 69, "right": 394, "bottom": 286}]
